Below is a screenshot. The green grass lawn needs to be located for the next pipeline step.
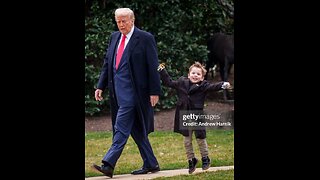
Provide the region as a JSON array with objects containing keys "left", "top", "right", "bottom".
[
  {"left": 85, "top": 129, "right": 234, "bottom": 178},
  {"left": 154, "top": 169, "right": 234, "bottom": 180}
]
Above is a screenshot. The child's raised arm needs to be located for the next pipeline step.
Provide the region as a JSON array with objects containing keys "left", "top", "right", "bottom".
[
  {"left": 204, "top": 81, "right": 231, "bottom": 92},
  {"left": 158, "top": 63, "right": 179, "bottom": 89}
]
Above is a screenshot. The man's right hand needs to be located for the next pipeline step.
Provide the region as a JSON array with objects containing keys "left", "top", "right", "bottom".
[{"left": 95, "top": 89, "right": 103, "bottom": 101}]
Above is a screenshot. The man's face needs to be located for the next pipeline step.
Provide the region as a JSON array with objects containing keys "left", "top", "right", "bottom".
[{"left": 115, "top": 15, "right": 133, "bottom": 35}]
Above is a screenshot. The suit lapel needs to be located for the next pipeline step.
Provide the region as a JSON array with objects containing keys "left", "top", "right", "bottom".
[
  {"left": 189, "top": 81, "right": 204, "bottom": 94},
  {"left": 127, "top": 27, "right": 139, "bottom": 57},
  {"left": 108, "top": 32, "right": 121, "bottom": 71}
]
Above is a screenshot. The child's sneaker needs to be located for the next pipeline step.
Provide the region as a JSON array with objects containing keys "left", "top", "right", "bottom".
[
  {"left": 188, "top": 157, "right": 198, "bottom": 174},
  {"left": 201, "top": 156, "right": 211, "bottom": 170}
]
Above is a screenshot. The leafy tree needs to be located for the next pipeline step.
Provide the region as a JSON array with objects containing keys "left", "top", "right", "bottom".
[{"left": 85, "top": 0, "right": 234, "bottom": 116}]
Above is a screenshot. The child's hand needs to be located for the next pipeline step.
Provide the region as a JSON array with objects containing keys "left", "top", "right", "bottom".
[
  {"left": 157, "top": 63, "right": 166, "bottom": 72},
  {"left": 222, "top": 82, "right": 231, "bottom": 89}
]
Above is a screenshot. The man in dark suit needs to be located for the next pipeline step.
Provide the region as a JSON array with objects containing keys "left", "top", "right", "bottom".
[{"left": 93, "top": 8, "right": 161, "bottom": 178}]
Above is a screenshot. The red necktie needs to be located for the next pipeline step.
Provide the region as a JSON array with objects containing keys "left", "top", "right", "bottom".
[{"left": 115, "top": 34, "right": 126, "bottom": 69}]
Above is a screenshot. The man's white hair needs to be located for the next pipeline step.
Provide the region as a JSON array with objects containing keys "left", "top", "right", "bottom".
[{"left": 115, "top": 8, "right": 135, "bottom": 20}]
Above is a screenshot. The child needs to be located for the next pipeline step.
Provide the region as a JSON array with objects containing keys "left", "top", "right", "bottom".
[{"left": 158, "top": 62, "right": 230, "bottom": 174}]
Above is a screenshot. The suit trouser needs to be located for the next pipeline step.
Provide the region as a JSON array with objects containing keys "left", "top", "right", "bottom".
[
  {"left": 102, "top": 106, "right": 158, "bottom": 168},
  {"left": 184, "top": 130, "right": 209, "bottom": 160}
]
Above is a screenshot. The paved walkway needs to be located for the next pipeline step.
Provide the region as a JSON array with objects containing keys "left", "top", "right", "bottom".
[{"left": 85, "top": 165, "right": 234, "bottom": 179}]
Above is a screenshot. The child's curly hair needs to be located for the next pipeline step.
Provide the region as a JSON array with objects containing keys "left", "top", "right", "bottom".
[{"left": 188, "top": 61, "right": 207, "bottom": 77}]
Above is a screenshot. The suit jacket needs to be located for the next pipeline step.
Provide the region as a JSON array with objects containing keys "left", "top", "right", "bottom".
[
  {"left": 160, "top": 69, "right": 223, "bottom": 138},
  {"left": 97, "top": 27, "right": 161, "bottom": 134}
]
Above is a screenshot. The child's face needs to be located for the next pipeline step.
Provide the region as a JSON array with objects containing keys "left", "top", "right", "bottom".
[{"left": 188, "top": 67, "right": 204, "bottom": 83}]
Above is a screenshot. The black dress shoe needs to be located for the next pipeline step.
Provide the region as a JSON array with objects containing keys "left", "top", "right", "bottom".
[
  {"left": 131, "top": 165, "right": 160, "bottom": 175},
  {"left": 92, "top": 164, "right": 114, "bottom": 178}
]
